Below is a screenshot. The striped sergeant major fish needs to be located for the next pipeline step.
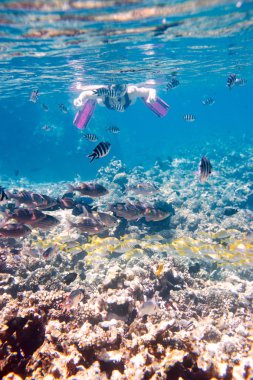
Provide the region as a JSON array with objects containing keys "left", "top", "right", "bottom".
[
  {"left": 183, "top": 114, "right": 196, "bottom": 122},
  {"left": 166, "top": 77, "right": 179, "bottom": 91},
  {"left": 226, "top": 74, "right": 236, "bottom": 88},
  {"left": 0, "top": 186, "right": 8, "bottom": 202},
  {"left": 198, "top": 156, "right": 212, "bottom": 183},
  {"left": 107, "top": 126, "right": 120, "bottom": 134},
  {"left": 87, "top": 142, "right": 111, "bottom": 162},
  {"left": 92, "top": 87, "right": 109, "bottom": 97},
  {"left": 202, "top": 97, "right": 215, "bottom": 106},
  {"left": 84, "top": 133, "right": 98, "bottom": 142}
]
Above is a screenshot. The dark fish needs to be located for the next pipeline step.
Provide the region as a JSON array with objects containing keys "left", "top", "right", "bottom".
[
  {"left": 69, "top": 182, "right": 108, "bottom": 197},
  {"left": 69, "top": 217, "right": 107, "bottom": 235},
  {"left": 31, "top": 215, "right": 60, "bottom": 230},
  {"left": 107, "top": 126, "right": 120, "bottom": 134},
  {"left": 226, "top": 74, "right": 236, "bottom": 88},
  {"left": 42, "top": 246, "right": 56, "bottom": 259},
  {"left": 108, "top": 84, "right": 127, "bottom": 98},
  {"left": 166, "top": 77, "right": 179, "bottom": 90},
  {"left": 143, "top": 206, "right": 170, "bottom": 222},
  {"left": 32, "top": 194, "right": 58, "bottom": 210},
  {"left": 109, "top": 102, "right": 125, "bottom": 112},
  {"left": 92, "top": 87, "right": 109, "bottom": 97},
  {"left": 235, "top": 78, "right": 247, "bottom": 86},
  {"left": 109, "top": 202, "right": 145, "bottom": 221},
  {"left": 30, "top": 89, "right": 39, "bottom": 103},
  {"left": 57, "top": 196, "right": 76, "bottom": 209},
  {"left": 72, "top": 204, "right": 93, "bottom": 216},
  {"left": 42, "top": 125, "right": 51, "bottom": 132},
  {"left": 42, "top": 103, "right": 49, "bottom": 111},
  {"left": 92, "top": 211, "right": 118, "bottom": 228},
  {"left": 202, "top": 97, "right": 215, "bottom": 106},
  {"left": 125, "top": 183, "right": 159, "bottom": 195},
  {"left": 0, "top": 223, "right": 31, "bottom": 238},
  {"left": 59, "top": 103, "right": 68, "bottom": 113},
  {"left": 87, "top": 142, "right": 111, "bottom": 162},
  {"left": 84, "top": 133, "right": 98, "bottom": 142},
  {"left": 5, "top": 190, "right": 34, "bottom": 206},
  {"left": 0, "top": 187, "right": 8, "bottom": 202},
  {"left": 14, "top": 170, "right": 19, "bottom": 177},
  {"left": 198, "top": 156, "right": 212, "bottom": 183},
  {"left": 5, "top": 208, "right": 45, "bottom": 225},
  {"left": 183, "top": 114, "right": 196, "bottom": 122}
]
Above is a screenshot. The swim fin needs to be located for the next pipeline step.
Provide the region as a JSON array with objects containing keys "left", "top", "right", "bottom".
[
  {"left": 142, "top": 96, "right": 170, "bottom": 117},
  {"left": 73, "top": 99, "right": 97, "bottom": 130}
]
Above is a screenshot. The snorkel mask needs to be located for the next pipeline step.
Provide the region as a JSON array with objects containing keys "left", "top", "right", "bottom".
[{"left": 109, "top": 84, "right": 127, "bottom": 98}]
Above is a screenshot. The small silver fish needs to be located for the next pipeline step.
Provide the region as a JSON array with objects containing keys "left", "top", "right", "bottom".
[{"left": 138, "top": 298, "right": 159, "bottom": 317}]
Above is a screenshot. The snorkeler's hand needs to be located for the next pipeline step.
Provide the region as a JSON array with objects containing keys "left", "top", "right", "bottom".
[
  {"left": 73, "top": 94, "right": 86, "bottom": 107},
  {"left": 146, "top": 89, "right": 157, "bottom": 104}
]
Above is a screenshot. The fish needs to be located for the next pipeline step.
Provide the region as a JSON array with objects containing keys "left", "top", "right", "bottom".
[
  {"left": 155, "top": 262, "right": 164, "bottom": 277},
  {"left": 183, "top": 114, "right": 196, "bottom": 122},
  {"left": 202, "top": 97, "right": 215, "bottom": 106},
  {"left": 125, "top": 183, "right": 159, "bottom": 195},
  {"left": 87, "top": 142, "right": 111, "bottom": 162},
  {"left": 109, "top": 202, "right": 145, "bottom": 221},
  {"left": 59, "top": 103, "right": 68, "bottom": 113},
  {"left": 42, "top": 246, "right": 56, "bottom": 259},
  {"left": 57, "top": 196, "right": 76, "bottom": 209},
  {"left": 93, "top": 211, "right": 118, "bottom": 228},
  {"left": 235, "top": 78, "right": 247, "bottom": 86},
  {"left": 30, "top": 89, "right": 39, "bottom": 103},
  {"left": 138, "top": 298, "right": 159, "bottom": 317},
  {"left": 14, "top": 170, "right": 19, "bottom": 177},
  {"left": 107, "top": 126, "right": 120, "bottom": 134},
  {"left": 31, "top": 215, "right": 60, "bottom": 230},
  {"left": 0, "top": 223, "right": 31, "bottom": 238},
  {"left": 198, "top": 156, "right": 212, "bottom": 183},
  {"left": 5, "top": 190, "right": 35, "bottom": 207},
  {"left": 109, "top": 103, "right": 125, "bottom": 112},
  {"left": 69, "top": 217, "right": 107, "bottom": 235},
  {"left": 41, "top": 125, "right": 51, "bottom": 132},
  {"left": 226, "top": 74, "right": 236, "bottom": 88},
  {"left": 0, "top": 187, "right": 8, "bottom": 202},
  {"left": 5, "top": 208, "right": 46, "bottom": 225},
  {"left": 69, "top": 182, "right": 108, "bottom": 197},
  {"left": 166, "top": 77, "right": 179, "bottom": 90},
  {"left": 143, "top": 206, "right": 170, "bottom": 222},
  {"left": 92, "top": 87, "right": 109, "bottom": 97},
  {"left": 42, "top": 103, "right": 49, "bottom": 111},
  {"left": 84, "top": 133, "right": 98, "bottom": 142},
  {"left": 62, "top": 289, "right": 84, "bottom": 310}
]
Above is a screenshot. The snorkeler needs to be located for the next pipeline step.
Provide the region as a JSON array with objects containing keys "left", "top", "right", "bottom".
[{"left": 73, "top": 84, "right": 169, "bottom": 129}]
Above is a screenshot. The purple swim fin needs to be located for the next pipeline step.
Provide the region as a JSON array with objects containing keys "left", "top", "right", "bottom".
[
  {"left": 73, "top": 99, "right": 97, "bottom": 130},
  {"left": 142, "top": 96, "right": 170, "bottom": 117}
]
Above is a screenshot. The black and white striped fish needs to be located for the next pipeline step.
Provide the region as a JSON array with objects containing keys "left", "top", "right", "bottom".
[
  {"left": 198, "top": 156, "right": 212, "bottom": 183},
  {"left": 87, "top": 142, "right": 111, "bottom": 162},
  {"left": 226, "top": 74, "right": 236, "bottom": 88},
  {"left": 92, "top": 87, "right": 109, "bottom": 97},
  {"left": 235, "top": 78, "right": 247, "bottom": 86},
  {"left": 183, "top": 114, "right": 196, "bottom": 122},
  {"left": 202, "top": 97, "right": 215, "bottom": 106},
  {"left": 84, "top": 133, "right": 98, "bottom": 142},
  {"left": 107, "top": 126, "right": 120, "bottom": 134},
  {"left": 110, "top": 103, "right": 125, "bottom": 112},
  {"left": 166, "top": 78, "right": 179, "bottom": 91}
]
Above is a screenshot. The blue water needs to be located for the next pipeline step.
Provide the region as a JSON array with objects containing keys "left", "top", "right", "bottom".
[{"left": 0, "top": 0, "right": 252, "bottom": 182}]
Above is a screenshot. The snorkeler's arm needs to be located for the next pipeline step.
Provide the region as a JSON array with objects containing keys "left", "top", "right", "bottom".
[
  {"left": 74, "top": 85, "right": 109, "bottom": 107},
  {"left": 128, "top": 85, "right": 157, "bottom": 103}
]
